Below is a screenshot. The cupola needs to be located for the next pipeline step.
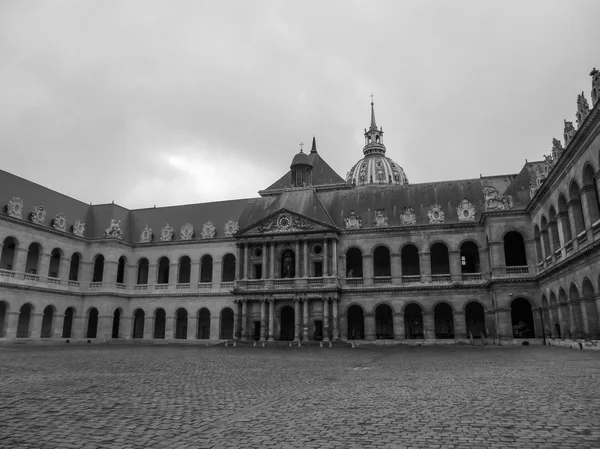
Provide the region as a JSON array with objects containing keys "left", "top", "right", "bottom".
[{"left": 290, "top": 142, "right": 313, "bottom": 187}]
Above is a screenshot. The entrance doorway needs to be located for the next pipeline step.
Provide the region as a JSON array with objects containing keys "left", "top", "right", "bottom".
[
  {"left": 280, "top": 306, "right": 294, "bottom": 340},
  {"left": 253, "top": 321, "right": 261, "bottom": 340},
  {"left": 314, "top": 320, "right": 323, "bottom": 341},
  {"left": 347, "top": 305, "right": 364, "bottom": 340}
]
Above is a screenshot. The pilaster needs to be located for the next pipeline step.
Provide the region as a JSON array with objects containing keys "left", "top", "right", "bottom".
[
  {"left": 453, "top": 311, "right": 466, "bottom": 339},
  {"left": 422, "top": 311, "right": 434, "bottom": 340},
  {"left": 449, "top": 250, "right": 462, "bottom": 282},
  {"left": 363, "top": 254, "right": 374, "bottom": 286},
  {"left": 364, "top": 313, "right": 375, "bottom": 341},
  {"left": 323, "top": 298, "right": 330, "bottom": 342},
  {"left": 393, "top": 312, "right": 404, "bottom": 340},
  {"left": 390, "top": 254, "right": 402, "bottom": 284}
]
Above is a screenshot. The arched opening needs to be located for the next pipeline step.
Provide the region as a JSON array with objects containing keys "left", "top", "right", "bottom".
[
  {"left": 582, "top": 278, "right": 599, "bottom": 339},
  {"left": 25, "top": 243, "right": 41, "bottom": 275},
  {"left": 92, "top": 255, "right": 104, "bottom": 282},
  {"left": 548, "top": 207, "right": 561, "bottom": 251},
  {"left": 178, "top": 256, "right": 191, "bottom": 284},
  {"left": 280, "top": 250, "right": 295, "bottom": 278},
  {"left": 430, "top": 243, "right": 450, "bottom": 275},
  {"left": 86, "top": 308, "right": 99, "bottom": 338},
  {"left": 48, "top": 248, "right": 61, "bottom": 278},
  {"left": 345, "top": 248, "right": 363, "bottom": 278},
  {"left": 220, "top": 307, "right": 234, "bottom": 339},
  {"left": 222, "top": 254, "right": 236, "bottom": 282},
  {"left": 137, "top": 258, "right": 149, "bottom": 284},
  {"left": 404, "top": 303, "right": 424, "bottom": 339},
  {"left": 460, "top": 241, "right": 480, "bottom": 274},
  {"left": 116, "top": 256, "right": 126, "bottom": 284},
  {"left": 112, "top": 309, "right": 121, "bottom": 338},
  {"left": 533, "top": 225, "right": 543, "bottom": 263},
  {"left": 582, "top": 164, "right": 600, "bottom": 225},
  {"left": 401, "top": 244, "right": 420, "bottom": 276},
  {"left": 154, "top": 308, "right": 166, "bottom": 339},
  {"left": 69, "top": 253, "right": 81, "bottom": 281},
  {"left": 132, "top": 309, "right": 145, "bottom": 338},
  {"left": 0, "top": 301, "right": 7, "bottom": 337},
  {"left": 373, "top": 246, "right": 391, "bottom": 277},
  {"left": 62, "top": 307, "right": 74, "bottom": 338},
  {"left": 375, "top": 304, "right": 393, "bottom": 339},
  {"left": 511, "top": 298, "right": 534, "bottom": 338},
  {"left": 503, "top": 231, "right": 527, "bottom": 267},
  {"left": 347, "top": 305, "right": 364, "bottom": 340},
  {"left": 569, "top": 180, "right": 586, "bottom": 234},
  {"left": 558, "top": 194, "right": 573, "bottom": 243},
  {"left": 465, "top": 302, "right": 485, "bottom": 338},
  {"left": 569, "top": 284, "right": 583, "bottom": 339},
  {"left": 175, "top": 308, "right": 188, "bottom": 339},
  {"left": 540, "top": 216, "right": 551, "bottom": 259},
  {"left": 549, "top": 292, "right": 560, "bottom": 338},
  {"left": 434, "top": 303, "right": 454, "bottom": 339},
  {"left": 157, "top": 257, "right": 170, "bottom": 284},
  {"left": 0, "top": 237, "right": 17, "bottom": 270},
  {"left": 17, "top": 304, "right": 33, "bottom": 338},
  {"left": 280, "top": 306, "right": 295, "bottom": 341},
  {"left": 558, "top": 288, "right": 571, "bottom": 339},
  {"left": 198, "top": 308, "right": 211, "bottom": 339},
  {"left": 40, "top": 305, "right": 54, "bottom": 338},
  {"left": 200, "top": 255, "right": 213, "bottom": 283}
]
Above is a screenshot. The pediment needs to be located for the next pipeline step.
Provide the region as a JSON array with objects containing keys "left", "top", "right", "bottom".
[{"left": 238, "top": 209, "right": 336, "bottom": 236}]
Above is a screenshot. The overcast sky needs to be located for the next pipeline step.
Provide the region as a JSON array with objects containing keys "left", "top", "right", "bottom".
[{"left": 1, "top": 1, "right": 599, "bottom": 209}]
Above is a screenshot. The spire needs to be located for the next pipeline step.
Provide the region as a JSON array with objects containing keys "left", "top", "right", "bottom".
[
  {"left": 310, "top": 136, "right": 317, "bottom": 154},
  {"left": 369, "top": 93, "right": 377, "bottom": 131},
  {"left": 363, "top": 94, "right": 385, "bottom": 156}
]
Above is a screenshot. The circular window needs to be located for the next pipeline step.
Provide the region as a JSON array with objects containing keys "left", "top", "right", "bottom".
[
  {"left": 463, "top": 209, "right": 470, "bottom": 217},
  {"left": 313, "top": 244, "right": 322, "bottom": 255},
  {"left": 433, "top": 211, "right": 439, "bottom": 219},
  {"left": 253, "top": 248, "right": 263, "bottom": 258}
]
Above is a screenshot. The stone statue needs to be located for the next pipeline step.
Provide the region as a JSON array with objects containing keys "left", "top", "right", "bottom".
[
  {"left": 483, "top": 186, "right": 513, "bottom": 211},
  {"left": 576, "top": 92, "right": 590, "bottom": 129},
  {"left": 104, "top": 219, "right": 124, "bottom": 239},
  {"left": 551, "top": 138, "right": 564, "bottom": 161},
  {"left": 282, "top": 252, "right": 294, "bottom": 278},
  {"left": 563, "top": 120, "right": 576, "bottom": 147},
  {"left": 591, "top": 67, "right": 600, "bottom": 106}
]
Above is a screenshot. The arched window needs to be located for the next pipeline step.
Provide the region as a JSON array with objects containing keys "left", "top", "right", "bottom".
[
  {"left": 345, "top": 248, "right": 363, "bottom": 278},
  {"left": 582, "top": 164, "right": 600, "bottom": 225},
  {"left": 0, "top": 237, "right": 17, "bottom": 270},
  {"left": 460, "top": 241, "right": 480, "bottom": 274},
  {"left": 401, "top": 244, "right": 420, "bottom": 276},
  {"left": 112, "top": 308, "right": 121, "bottom": 338},
  {"left": 137, "top": 258, "right": 149, "bottom": 284},
  {"left": 62, "top": 307, "right": 74, "bottom": 338},
  {"left": 404, "top": 303, "right": 423, "bottom": 339},
  {"left": 373, "top": 246, "right": 391, "bottom": 277},
  {"left": 548, "top": 206, "right": 561, "bottom": 251},
  {"left": 17, "top": 304, "right": 33, "bottom": 338},
  {"left": 430, "top": 242, "right": 449, "bottom": 275},
  {"left": 86, "top": 308, "right": 99, "bottom": 338},
  {"left": 510, "top": 298, "right": 534, "bottom": 338},
  {"left": 465, "top": 302, "right": 485, "bottom": 338},
  {"left": 116, "top": 256, "right": 126, "bottom": 284},
  {"left": 558, "top": 194, "right": 573, "bottom": 243},
  {"left": 347, "top": 305, "right": 364, "bottom": 340},
  {"left": 582, "top": 278, "right": 599, "bottom": 339},
  {"left": 175, "top": 308, "right": 188, "bottom": 339},
  {"left": 375, "top": 304, "right": 393, "bottom": 339},
  {"left": 157, "top": 257, "right": 170, "bottom": 284},
  {"left": 40, "top": 305, "right": 54, "bottom": 338},
  {"left": 132, "top": 309, "right": 145, "bottom": 338},
  {"left": 154, "top": 308, "right": 166, "bottom": 339},
  {"left": 569, "top": 180, "right": 586, "bottom": 235},
  {"left": 200, "top": 255, "right": 213, "bottom": 283},
  {"left": 434, "top": 303, "right": 454, "bottom": 339},
  {"left": 222, "top": 254, "right": 236, "bottom": 282},
  {"left": 48, "top": 248, "right": 61, "bottom": 278},
  {"left": 69, "top": 253, "right": 81, "bottom": 281},
  {"left": 220, "top": 307, "right": 234, "bottom": 339},
  {"left": 25, "top": 243, "right": 41, "bottom": 275},
  {"left": 178, "top": 256, "right": 191, "bottom": 284},
  {"left": 0, "top": 301, "right": 7, "bottom": 338},
  {"left": 198, "top": 308, "right": 211, "bottom": 339},
  {"left": 503, "top": 231, "right": 527, "bottom": 267},
  {"left": 92, "top": 255, "right": 104, "bottom": 282}
]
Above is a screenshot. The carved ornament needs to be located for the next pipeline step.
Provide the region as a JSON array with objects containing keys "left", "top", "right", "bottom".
[
  {"left": 224, "top": 220, "right": 239, "bottom": 237},
  {"left": 400, "top": 206, "right": 416, "bottom": 225},
  {"left": 591, "top": 67, "right": 599, "bottom": 106},
  {"left": 180, "top": 223, "right": 194, "bottom": 240},
  {"left": 72, "top": 218, "right": 85, "bottom": 236},
  {"left": 6, "top": 197, "right": 23, "bottom": 219},
  {"left": 104, "top": 219, "right": 124, "bottom": 239},
  {"left": 140, "top": 225, "right": 153, "bottom": 243},
  {"left": 257, "top": 213, "right": 313, "bottom": 233},
  {"left": 31, "top": 204, "right": 46, "bottom": 224},
  {"left": 344, "top": 211, "right": 362, "bottom": 229},
  {"left": 576, "top": 92, "right": 590, "bottom": 129},
  {"left": 53, "top": 213, "right": 67, "bottom": 231},
  {"left": 373, "top": 209, "right": 388, "bottom": 227},
  {"left": 456, "top": 199, "right": 476, "bottom": 222},
  {"left": 161, "top": 223, "right": 174, "bottom": 241},
  {"left": 201, "top": 221, "right": 216, "bottom": 238},
  {"left": 563, "top": 120, "right": 575, "bottom": 147},
  {"left": 427, "top": 203, "right": 445, "bottom": 224},
  {"left": 483, "top": 186, "right": 513, "bottom": 211}
]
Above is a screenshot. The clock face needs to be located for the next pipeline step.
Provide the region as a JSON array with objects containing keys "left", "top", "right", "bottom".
[{"left": 277, "top": 214, "right": 291, "bottom": 230}]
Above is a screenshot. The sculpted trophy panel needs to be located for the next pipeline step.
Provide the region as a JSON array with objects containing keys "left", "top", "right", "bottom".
[
  {"left": 53, "top": 213, "right": 67, "bottom": 232},
  {"left": 373, "top": 209, "right": 388, "bottom": 227},
  {"left": 427, "top": 203, "right": 445, "bottom": 224},
  {"left": 6, "top": 197, "right": 23, "bottom": 219},
  {"left": 31, "top": 204, "right": 46, "bottom": 225},
  {"left": 224, "top": 220, "right": 239, "bottom": 237},
  {"left": 104, "top": 219, "right": 124, "bottom": 239},
  {"left": 201, "top": 221, "right": 216, "bottom": 238},
  {"left": 72, "top": 218, "right": 85, "bottom": 236},
  {"left": 483, "top": 186, "right": 513, "bottom": 211},
  {"left": 180, "top": 223, "right": 194, "bottom": 240},
  {"left": 456, "top": 199, "right": 476, "bottom": 222},
  {"left": 344, "top": 211, "right": 362, "bottom": 229},
  {"left": 140, "top": 225, "right": 153, "bottom": 243},
  {"left": 400, "top": 206, "right": 416, "bottom": 225},
  {"left": 161, "top": 223, "right": 174, "bottom": 241}
]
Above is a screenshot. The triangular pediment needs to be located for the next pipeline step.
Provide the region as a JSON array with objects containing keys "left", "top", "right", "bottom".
[{"left": 238, "top": 208, "right": 338, "bottom": 236}]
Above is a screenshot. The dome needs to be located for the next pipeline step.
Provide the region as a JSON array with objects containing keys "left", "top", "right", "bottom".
[
  {"left": 346, "top": 155, "right": 409, "bottom": 187},
  {"left": 290, "top": 151, "right": 312, "bottom": 168}
]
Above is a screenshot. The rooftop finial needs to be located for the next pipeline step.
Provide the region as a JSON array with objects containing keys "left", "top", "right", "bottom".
[
  {"left": 299, "top": 142, "right": 304, "bottom": 153},
  {"left": 310, "top": 136, "right": 317, "bottom": 154},
  {"left": 369, "top": 93, "right": 377, "bottom": 130}
]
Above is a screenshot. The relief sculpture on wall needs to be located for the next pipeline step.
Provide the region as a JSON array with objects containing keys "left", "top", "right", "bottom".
[{"left": 483, "top": 186, "right": 513, "bottom": 211}]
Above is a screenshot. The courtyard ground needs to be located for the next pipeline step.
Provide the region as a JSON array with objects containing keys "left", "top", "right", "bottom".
[{"left": 0, "top": 344, "right": 599, "bottom": 449}]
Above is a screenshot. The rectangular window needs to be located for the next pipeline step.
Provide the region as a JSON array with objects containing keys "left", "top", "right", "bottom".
[
  {"left": 314, "top": 261, "right": 323, "bottom": 277},
  {"left": 254, "top": 264, "right": 262, "bottom": 279}
]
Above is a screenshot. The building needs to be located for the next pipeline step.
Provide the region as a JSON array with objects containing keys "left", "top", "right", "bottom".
[{"left": 1, "top": 68, "right": 599, "bottom": 348}]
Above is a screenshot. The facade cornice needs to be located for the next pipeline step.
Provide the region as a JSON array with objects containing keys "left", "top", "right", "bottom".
[
  {"left": 535, "top": 238, "right": 600, "bottom": 282},
  {"left": 341, "top": 221, "right": 481, "bottom": 235}
]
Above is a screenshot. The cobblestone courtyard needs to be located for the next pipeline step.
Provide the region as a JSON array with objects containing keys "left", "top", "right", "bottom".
[{"left": 0, "top": 344, "right": 599, "bottom": 449}]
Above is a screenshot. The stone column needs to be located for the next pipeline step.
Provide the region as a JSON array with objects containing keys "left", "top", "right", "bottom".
[
  {"left": 580, "top": 185, "right": 599, "bottom": 237},
  {"left": 294, "top": 298, "right": 301, "bottom": 341},
  {"left": 169, "top": 262, "right": 178, "bottom": 285},
  {"left": 323, "top": 298, "right": 330, "bottom": 342},
  {"left": 332, "top": 240, "right": 338, "bottom": 277},
  {"left": 338, "top": 255, "right": 346, "bottom": 281},
  {"left": 391, "top": 253, "right": 402, "bottom": 284},
  {"left": 269, "top": 243, "right": 276, "bottom": 279},
  {"left": 72, "top": 314, "right": 85, "bottom": 339},
  {"left": 104, "top": 259, "right": 119, "bottom": 285},
  {"left": 566, "top": 202, "right": 581, "bottom": 251},
  {"left": 478, "top": 248, "right": 490, "bottom": 279},
  {"left": 363, "top": 254, "right": 374, "bottom": 285},
  {"left": 268, "top": 299, "right": 275, "bottom": 341},
  {"left": 4, "top": 311, "right": 20, "bottom": 339},
  {"left": 556, "top": 212, "right": 569, "bottom": 256},
  {"left": 262, "top": 243, "right": 267, "bottom": 279},
  {"left": 125, "top": 263, "right": 137, "bottom": 287},
  {"left": 393, "top": 312, "right": 405, "bottom": 340},
  {"left": 210, "top": 315, "right": 220, "bottom": 341},
  {"left": 27, "top": 312, "right": 42, "bottom": 339},
  {"left": 423, "top": 311, "right": 435, "bottom": 340},
  {"left": 213, "top": 261, "right": 222, "bottom": 285},
  {"left": 332, "top": 299, "right": 339, "bottom": 341},
  {"left": 295, "top": 241, "right": 300, "bottom": 277},
  {"left": 188, "top": 314, "right": 197, "bottom": 340},
  {"left": 303, "top": 240, "right": 309, "bottom": 278},
  {"left": 190, "top": 261, "right": 200, "bottom": 287},
  {"left": 302, "top": 299, "right": 309, "bottom": 340},
  {"left": 579, "top": 298, "right": 591, "bottom": 339},
  {"left": 165, "top": 315, "right": 175, "bottom": 340},
  {"left": 148, "top": 263, "right": 158, "bottom": 286},
  {"left": 420, "top": 251, "right": 431, "bottom": 282},
  {"left": 453, "top": 311, "right": 466, "bottom": 339},
  {"left": 13, "top": 247, "right": 28, "bottom": 279},
  {"left": 523, "top": 238, "right": 536, "bottom": 271},
  {"left": 449, "top": 250, "right": 462, "bottom": 282},
  {"left": 121, "top": 315, "right": 132, "bottom": 340},
  {"left": 52, "top": 313, "right": 64, "bottom": 338},
  {"left": 243, "top": 244, "right": 249, "bottom": 280},
  {"left": 233, "top": 300, "right": 240, "bottom": 339},
  {"left": 484, "top": 311, "right": 496, "bottom": 340},
  {"left": 38, "top": 253, "right": 51, "bottom": 281},
  {"left": 58, "top": 258, "right": 71, "bottom": 282},
  {"left": 143, "top": 315, "right": 153, "bottom": 339},
  {"left": 558, "top": 304, "right": 571, "bottom": 339},
  {"left": 569, "top": 301, "right": 583, "bottom": 339},
  {"left": 236, "top": 244, "right": 243, "bottom": 279},
  {"left": 323, "top": 239, "right": 329, "bottom": 277},
  {"left": 364, "top": 313, "right": 375, "bottom": 341},
  {"left": 260, "top": 299, "right": 266, "bottom": 341},
  {"left": 488, "top": 241, "right": 505, "bottom": 276},
  {"left": 495, "top": 308, "right": 513, "bottom": 341},
  {"left": 241, "top": 300, "right": 248, "bottom": 341}
]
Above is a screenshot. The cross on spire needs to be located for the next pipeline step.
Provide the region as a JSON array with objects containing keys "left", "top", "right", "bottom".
[
  {"left": 369, "top": 92, "right": 375, "bottom": 104},
  {"left": 299, "top": 142, "right": 304, "bottom": 152}
]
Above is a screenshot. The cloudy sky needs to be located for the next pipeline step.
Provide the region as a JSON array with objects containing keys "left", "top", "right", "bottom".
[{"left": 1, "top": 1, "right": 599, "bottom": 209}]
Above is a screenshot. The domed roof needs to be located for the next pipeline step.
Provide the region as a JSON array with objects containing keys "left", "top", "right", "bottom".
[
  {"left": 346, "top": 155, "right": 409, "bottom": 187},
  {"left": 290, "top": 151, "right": 312, "bottom": 168}
]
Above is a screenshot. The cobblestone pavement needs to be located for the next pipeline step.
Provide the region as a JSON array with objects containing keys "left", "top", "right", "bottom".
[{"left": 0, "top": 344, "right": 599, "bottom": 449}]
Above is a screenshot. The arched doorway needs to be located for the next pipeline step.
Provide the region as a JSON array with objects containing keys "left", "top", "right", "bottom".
[
  {"left": 465, "top": 302, "right": 485, "bottom": 338},
  {"left": 345, "top": 248, "right": 363, "bottom": 278},
  {"left": 198, "top": 308, "right": 211, "bottom": 339},
  {"left": 0, "top": 237, "right": 17, "bottom": 270},
  {"left": 220, "top": 307, "right": 234, "bottom": 339},
  {"left": 116, "top": 256, "right": 126, "bottom": 284},
  {"left": 157, "top": 257, "right": 170, "bottom": 284},
  {"left": 17, "top": 304, "right": 32, "bottom": 338},
  {"left": 200, "top": 255, "right": 213, "bottom": 283},
  {"left": 280, "top": 250, "right": 295, "bottom": 278},
  {"left": 511, "top": 298, "right": 534, "bottom": 338},
  {"left": 347, "top": 305, "right": 364, "bottom": 340},
  {"left": 62, "top": 307, "right": 74, "bottom": 338},
  {"left": 86, "top": 308, "right": 99, "bottom": 338},
  {"left": 137, "top": 258, "right": 149, "bottom": 285},
  {"left": 40, "top": 305, "right": 54, "bottom": 338},
  {"left": 373, "top": 246, "right": 391, "bottom": 277},
  {"left": 112, "top": 309, "right": 121, "bottom": 338},
  {"left": 154, "top": 309, "right": 166, "bottom": 339},
  {"left": 404, "top": 303, "right": 423, "bottom": 339},
  {"left": 375, "top": 304, "right": 393, "bottom": 339},
  {"left": 0, "top": 301, "right": 7, "bottom": 337},
  {"left": 503, "top": 231, "right": 527, "bottom": 267},
  {"left": 280, "top": 306, "right": 295, "bottom": 341},
  {"left": 132, "top": 309, "right": 145, "bottom": 338},
  {"left": 401, "top": 244, "right": 420, "bottom": 276},
  {"left": 175, "top": 308, "right": 188, "bottom": 339},
  {"left": 25, "top": 243, "right": 41, "bottom": 275},
  {"left": 178, "top": 257, "right": 191, "bottom": 284},
  {"left": 434, "top": 303, "right": 454, "bottom": 339},
  {"left": 221, "top": 255, "right": 236, "bottom": 282},
  {"left": 92, "top": 255, "right": 104, "bottom": 282}
]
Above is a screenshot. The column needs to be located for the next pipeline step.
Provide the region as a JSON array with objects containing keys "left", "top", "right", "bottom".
[
  {"left": 391, "top": 254, "right": 402, "bottom": 284},
  {"left": 495, "top": 308, "right": 513, "bottom": 341},
  {"left": 38, "top": 253, "right": 51, "bottom": 280},
  {"left": 241, "top": 300, "right": 248, "bottom": 340},
  {"left": 58, "top": 257, "right": 71, "bottom": 282},
  {"left": 13, "top": 247, "right": 28, "bottom": 279},
  {"left": 233, "top": 300, "right": 240, "bottom": 339},
  {"left": 580, "top": 185, "right": 599, "bottom": 240},
  {"left": 453, "top": 311, "right": 466, "bottom": 339},
  {"left": 332, "top": 240, "right": 338, "bottom": 277},
  {"left": 243, "top": 244, "right": 249, "bottom": 279},
  {"left": 579, "top": 298, "right": 590, "bottom": 339},
  {"left": 294, "top": 298, "right": 301, "bottom": 341},
  {"left": 488, "top": 241, "right": 505, "bottom": 276},
  {"left": 303, "top": 241, "right": 309, "bottom": 278},
  {"left": 188, "top": 314, "right": 197, "bottom": 340},
  {"left": 262, "top": 243, "right": 267, "bottom": 279},
  {"left": 363, "top": 254, "right": 373, "bottom": 286},
  {"left": 148, "top": 263, "right": 158, "bottom": 286},
  {"left": 449, "top": 250, "right": 462, "bottom": 282},
  {"left": 338, "top": 254, "right": 346, "bottom": 281},
  {"left": 393, "top": 312, "right": 404, "bottom": 340},
  {"left": 478, "top": 248, "right": 490, "bottom": 279},
  {"left": 121, "top": 315, "right": 132, "bottom": 340},
  {"left": 190, "top": 260, "right": 200, "bottom": 287},
  {"left": 236, "top": 244, "right": 243, "bottom": 279},
  {"left": 302, "top": 299, "right": 309, "bottom": 340},
  {"left": 323, "top": 298, "right": 330, "bottom": 342},
  {"left": 260, "top": 299, "right": 266, "bottom": 341},
  {"left": 213, "top": 261, "right": 222, "bottom": 285},
  {"left": 332, "top": 299, "right": 339, "bottom": 340},
  {"left": 559, "top": 303, "right": 571, "bottom": 339},
  {"left": 5, "top": 311, "right": 20, "bottom": 339},
  {"left": 143, "top": 314, "right": 153, "bottom": 339},
  {"left": 364, "top": 313, "right": 375, "bottom": 341},
  {"left": 104, "top": 259, "right": 119, "bottom": 285},
  {"left": 484, "top": 311, "right": 497, "bottom": 340},
  {"left": 27, "top": 312, "right": 42, "bottom": 338},
  {"left": 295, "top": 241, "right": 300, "bottom": 277},
  {"left": 270, "top": 243, "right": 276, "bottom": 279},
  {"left": 72, "top": 313, "right": 85, "bottom": 339},
  {"left": 423, "top": 311, "right": 434, "bottom": 340},
  {"left": 268, "top": 299, "right": 275, "bottom": 341},
  {"left": 168, "top": 262, "right": 178, "bottom": 285},
  {"left": 125, "top": 263, "right": 137, "bottom": 287},
  {"left": 323, "top": 239, "right": 329, "bottom": 277},
  {"left": 569, "top": 301, "right": 582, "bottom": 339},
  {"left": 164, "top": 315, "right": 175, "bottom": 339},
  {"left": 52, "top": 313, "right": 64, "bottom": 338},
  {"left": 566, "top": 203, "right": 581, "bottom": 250},
  {"left": 556, "top": 212, "right": 569, "bottom": 256},
  {"left": 210, "top": 315, "right": 220, "bottom": 341},
  {"left": 420, "top": 251, "right": 431, "bottom": 282}
]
